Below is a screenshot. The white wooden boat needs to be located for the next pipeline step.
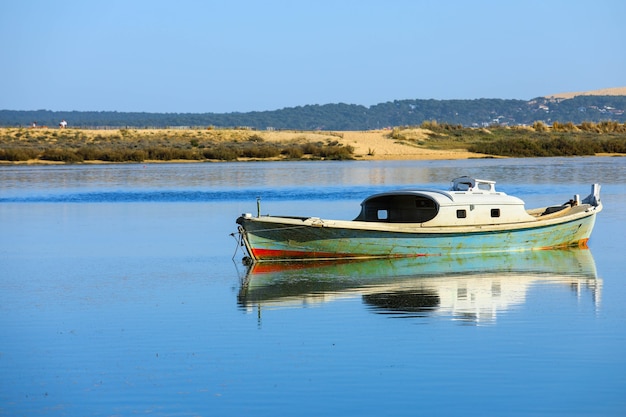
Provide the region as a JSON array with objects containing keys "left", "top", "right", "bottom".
[{"left": 235, "top": 177, "right": 602, "bottom": 262}]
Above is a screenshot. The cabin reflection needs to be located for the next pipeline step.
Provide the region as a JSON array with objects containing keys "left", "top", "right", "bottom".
[{"left": 237, "top": 249, "right": 601, "bottom": 325}]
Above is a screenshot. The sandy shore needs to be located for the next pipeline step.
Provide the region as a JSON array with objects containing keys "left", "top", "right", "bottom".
[
  {"left": 339, "top": 130, "right": 486, "bottom": 160},
  {"left": 257, "top": 129, "right": 488, "bottom": 160},
  {"left": 245, "top": 129, "right": 487, "bottom": 160}
]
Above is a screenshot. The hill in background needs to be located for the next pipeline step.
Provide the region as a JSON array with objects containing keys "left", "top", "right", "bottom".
[{"left": 2, "top": 88, "right": 625, "bottom": 130}]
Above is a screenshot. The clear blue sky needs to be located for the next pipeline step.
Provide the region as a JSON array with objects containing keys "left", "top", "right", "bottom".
[{"left": 2, "top": 0, "right": 624, "bottom": 113}]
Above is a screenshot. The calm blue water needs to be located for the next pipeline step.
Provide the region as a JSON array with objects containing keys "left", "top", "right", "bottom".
[{"left": 1, "top": 157, "right": 625, "bottom": 416}]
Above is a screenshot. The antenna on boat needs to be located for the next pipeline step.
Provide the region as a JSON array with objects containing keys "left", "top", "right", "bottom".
[{"left": 256, "top": 196, "right": 261, "bottom": 217}]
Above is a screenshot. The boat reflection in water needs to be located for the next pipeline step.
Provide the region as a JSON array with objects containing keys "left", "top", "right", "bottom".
[{"left": 237, "top": 249, "right": 601, "bottom": 325}]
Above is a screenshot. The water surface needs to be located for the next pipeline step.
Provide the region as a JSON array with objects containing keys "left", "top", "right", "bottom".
[{"left": 1, "top": 157, "right": 625, "bottom": 416}]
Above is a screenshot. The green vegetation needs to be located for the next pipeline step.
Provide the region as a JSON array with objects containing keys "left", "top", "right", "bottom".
[
  {"left": 1, "top": 121, "right": 625, "bottom": 164},
  {"left": 0, "top": 128, "right": 355, "bottom": 163},
  {"left": 388, "top": 121, "right": 626, "bottom": 157}
]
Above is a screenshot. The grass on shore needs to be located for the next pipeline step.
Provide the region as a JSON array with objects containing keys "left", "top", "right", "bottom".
[
  {"left": 1, "top": 121, "right": 625, "bottom": 163},
  {"left": 390, "top": 121, "right": 626, "bottom": 157},
  {"left": 0, "top": 128, "right": 354, "bottom": 163}
]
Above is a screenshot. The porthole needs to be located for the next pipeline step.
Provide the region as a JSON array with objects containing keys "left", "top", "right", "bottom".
[
  {"left": 491, "top": 208, "right": 500, "bottom": 217},
  {"left": 457, "top": 209, "right": 467, "bottom": 218}
]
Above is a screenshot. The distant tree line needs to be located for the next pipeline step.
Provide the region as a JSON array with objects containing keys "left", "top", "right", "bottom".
[{"left": 2, "top": 96, "right": 625, "bottom": 130}]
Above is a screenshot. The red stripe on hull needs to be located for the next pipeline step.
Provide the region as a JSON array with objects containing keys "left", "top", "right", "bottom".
[
  {"left": 251, "top": 248, "right": 356, "bottom": 260},
  {"left": 250, "top": 248, "right": 430, "bottom": 262}
]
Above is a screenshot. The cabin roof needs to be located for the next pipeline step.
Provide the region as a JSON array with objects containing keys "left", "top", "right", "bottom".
[{"left": 361, "top": 187, "right": 525, "bottom": 207}]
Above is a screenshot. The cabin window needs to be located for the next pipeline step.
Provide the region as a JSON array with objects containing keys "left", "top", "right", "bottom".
[
  {"left": 357, "top": 195, "right": 439, "bottom": 223},
  {"left": 457, "top": 209, "right": 467, "bottom": 218},
  {"left": 491, "top": 208, "right": 500, "bottom": 218}
]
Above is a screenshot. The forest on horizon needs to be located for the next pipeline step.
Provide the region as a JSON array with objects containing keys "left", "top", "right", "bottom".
[{"left": 2, "top": 95, "right": 625, "bottom": 131}]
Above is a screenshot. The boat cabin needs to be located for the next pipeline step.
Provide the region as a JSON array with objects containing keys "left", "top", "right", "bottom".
[{"left": 354, "top": 177, "right": 536, "bottom": 226}]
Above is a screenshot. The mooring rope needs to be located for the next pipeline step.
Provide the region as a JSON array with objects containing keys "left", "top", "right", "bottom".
[{"left": 229, "top": 230, "right": 244, "bottom": 260}]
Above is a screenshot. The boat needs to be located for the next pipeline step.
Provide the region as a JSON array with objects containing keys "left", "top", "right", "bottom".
[
  {"left": 235, "top": 176, "right": 602, "bottom": 262},
  {"left": 237, "top": 249, "right": 601, "bottom": 324}
]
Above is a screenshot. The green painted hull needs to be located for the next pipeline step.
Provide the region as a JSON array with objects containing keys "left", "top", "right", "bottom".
[{"left": 236, "top": 209, "right": 598, "bottom": 262}]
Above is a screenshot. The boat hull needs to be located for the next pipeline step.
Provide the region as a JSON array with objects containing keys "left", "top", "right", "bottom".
[{"left": 236, "top": 208, "right": 599, "bottom": 262}]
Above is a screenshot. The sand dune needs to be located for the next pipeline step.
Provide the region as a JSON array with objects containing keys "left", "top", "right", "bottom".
[{"left": 545, "top": 86, "right": 626, "bottom": 99}]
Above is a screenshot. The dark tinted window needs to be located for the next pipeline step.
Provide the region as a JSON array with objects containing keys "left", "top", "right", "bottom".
[{"left": 357, "top": 195, "right": 438, "bottom": 223}]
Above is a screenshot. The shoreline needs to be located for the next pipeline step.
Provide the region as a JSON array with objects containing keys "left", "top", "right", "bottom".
[
  {"left": 5, "top": 153, "right": 624, "bottom": 166},
  {"left": 1, "top": 127, "right": 624, "bottom": 164},
  {"left": 0, "top": 128, "right": 491, "bottom": 163}
]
